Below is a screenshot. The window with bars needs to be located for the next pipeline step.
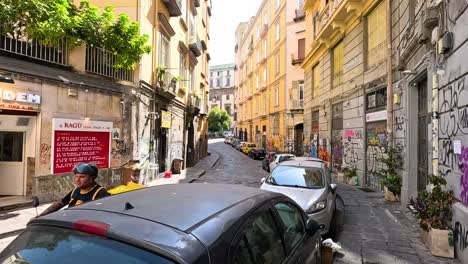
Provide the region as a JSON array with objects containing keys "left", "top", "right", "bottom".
[
  {"left": 367, "top": 1, "right": 387, "bottom": 67},
  {"left": 366, "top": 87, "right": 387, "bottom": 111},
  {"left": 332, "top": 41, "right": 344, "bottom": 88},
  {"left": 332, "top": 103, "right": 343, "bottom": 130},
  {"left": 312, "top": 64, "right": 320, "bottom": 98}
]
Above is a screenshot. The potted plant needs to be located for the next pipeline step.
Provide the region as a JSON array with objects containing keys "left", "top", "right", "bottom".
[
  {"left": 343, "top": 166, "right": 357, "bottom": 185},
  {"left": 412, "top": 175, "right": 454, "bottom": 258},
  {"left": 380, "top": 145, "right": 402, "bottom": 202}
]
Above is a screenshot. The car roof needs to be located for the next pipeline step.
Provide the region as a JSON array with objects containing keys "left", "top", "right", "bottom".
[
  {"left": 36, "top": 184, "right": 278, "bottom": 263},
  {"left": 69, "top": 183, "right": 269, "bottom": 231},
  {"left": 280, "top": 157, "right": 324, "bottom": 168}
]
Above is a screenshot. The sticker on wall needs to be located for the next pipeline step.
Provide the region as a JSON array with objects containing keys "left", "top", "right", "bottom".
[{"left": 112, "top": 128, "right": 121, "bottom": 140}]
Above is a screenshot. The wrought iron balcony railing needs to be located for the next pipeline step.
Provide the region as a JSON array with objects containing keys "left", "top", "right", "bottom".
[{"left": 85, "top": 45, "right": 134, "bottom": 82}]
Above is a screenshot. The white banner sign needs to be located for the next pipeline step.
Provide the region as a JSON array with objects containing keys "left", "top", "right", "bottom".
[
  {"left": 366, "top": 110, "right": 387, "bottom": 122},
  {"left": 53, "top": 118, "right": 113, "bottom": 132}
]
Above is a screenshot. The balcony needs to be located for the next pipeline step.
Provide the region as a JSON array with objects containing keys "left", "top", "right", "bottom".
[
  {"left": 259, "top": 24, "right": 268, "bottom": 38},
  {"left": 247, "top": 42, "right": 253, "bottom": 55},
  {"left": 314, "top": 0, "right": 362, "bottom": 43},
  {"left": 154, "top": 69, "right": 178, "bottom": 100},
  {"left": 291, "top": 52, "right": 305, "bottom": 65},
  {"left": 0, "top": 35, "right": 68, "bottom": 66},
  {"left": 290, "top": 99, "right": 304, "bottom": 110},
  {"left": 189, "top": 34, "right": 202, "bottom": 57},
  {"left": 188, "top": 94, "right": 201, "bottom": 115},
  {"left": 293, "top": 9, "right": 306, "bottom": 22},
  {"left": 86, "top": 45, "right": 134, "bottom": 82},
  {"left": 162, "top": 0, "right": 182, "bottom": 17}
]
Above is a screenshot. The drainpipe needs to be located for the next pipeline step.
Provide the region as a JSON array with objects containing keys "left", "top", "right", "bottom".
[
  {"left": 386, "top": 0, "right": 393, "bottom": 145},
  {"left": 432, "top": 73, "right": 439, "bottom": 176}
]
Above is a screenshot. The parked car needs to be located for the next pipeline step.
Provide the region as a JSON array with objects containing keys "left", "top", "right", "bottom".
[
  {"left": 249, "top": 147, "right": 266, "bottom": 160},
  {"left": 0, "top": 184, "right": 323, "bottom": 264},
  {"left": 241, "top": 143, "right": 256, "bottom": 154},
  {"left": 230, "top": 139, "right": 240, "bottom": 147},
  {"left": 224, "top": 137, "right": 232, "bottom": 144},
  {"left": 269, "top": 153, "right": 296, "bottom": 172},
  {"left": 235, "top": 141, "right": 247, "bottom": 151},
  {"left": 262, "top": 152, "right": 276, "bottom": 171},
  {"left": 260, "top": 157, "right": 337, "bottom": 236}
]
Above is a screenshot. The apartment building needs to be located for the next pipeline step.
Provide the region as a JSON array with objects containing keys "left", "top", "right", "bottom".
[
  {"left": 209, "top": 63, "right": 235, "bottom": 128},
  {"left": 0, "top": 0, "right": 211, "bottom": 202},
  {"left": 234, "top": 0, "right": 305, "bottom": 153},
  {"left": 302, "top": 0, "right": 389, "bottom": 188}
]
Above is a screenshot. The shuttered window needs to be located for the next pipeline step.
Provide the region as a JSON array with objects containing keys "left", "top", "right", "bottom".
[
  {"left": 367, "top": 1, "right": 387, "bottom": 67},
  {"left": 332, "top": 41, "right": 344, "bottom": 87},
  {"left": 312, "top": 64, "right": 320, "bottom": 98},
  {"left": 298, "top": 38, "right": 305, "bottom": 60}
]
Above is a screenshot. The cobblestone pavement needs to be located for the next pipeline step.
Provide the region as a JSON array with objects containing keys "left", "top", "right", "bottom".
[
  {"left": 200, "top": 140, "right": 460, "bottom": 264},
  {"left": 194, "top": 139, "right": 268, "bottom": 186}
]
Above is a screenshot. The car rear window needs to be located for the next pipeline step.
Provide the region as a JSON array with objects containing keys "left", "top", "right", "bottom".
[
  {"left": 0, "top": 226, "right": 176, "bottom": 264},
  {"left": 267, "top": 166, "right": 324, "bottom": 189}
]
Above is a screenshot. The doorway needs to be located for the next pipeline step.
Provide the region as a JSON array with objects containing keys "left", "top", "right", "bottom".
[
  {"left": 417, "top": 78, "right": 429, "bottom": 191},
  {"left": 0, "top": 131, "right": 25, "bottom": 196},
  {"left": 294, "top": 123, "right": 304, "bottom": 156}
]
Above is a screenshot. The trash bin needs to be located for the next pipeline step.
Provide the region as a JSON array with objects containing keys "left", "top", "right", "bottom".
[{"left": 172, "top": 158, "right": 184, "bottom": 174}]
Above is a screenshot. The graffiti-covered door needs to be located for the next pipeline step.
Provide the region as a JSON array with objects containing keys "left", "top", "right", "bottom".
[
  {"left": 417, "top": 78, "right": 429, "bottom": 191},
  {"left": 366, "top": 121, "right": 387, "bottom": 190},
  {"left": 311, "top": 111, "right": 319, "bottom": 158},
  {"left": 331, "top": 103, "right": 343, "bottom": 172},
  {"left": 295, "top": 124, "right": 304, "bottom": 156}
]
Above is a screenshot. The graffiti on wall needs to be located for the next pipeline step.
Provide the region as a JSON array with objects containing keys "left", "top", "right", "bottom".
[
  {"left": 440, "top": 77, "right": 468, "bottom": 138},
  {"left": 460, "top": 146, "right": 468, "bottom": 204},
  {"left": 311, "top": 123, "right": 319, "bottom": 158},
  {"left": 319, "top": 138, "right": 330, "bottom": 162},
  {"left": 170, "top": 142, "right": 184, "bottom": 160},
  {"left": 111, "top": 140, "right": 125, "bottom": 160},
  {"left": 40, "top": 143, "right": 51, "bottom": 165},
  {"left": 343, "top": 129, "right": 363, "bottom": 168},
  {"left": 455, "top": 221, "right": 468, "bottom": 253},
  {"left": 266, "top": 135, "right": 287, "bottom": 152},
  {"left": 366, "top": 121, "right": 387, "bottom": 179},
  {"left": 331, "top": 130, "right": 343, "bottom": 171}
]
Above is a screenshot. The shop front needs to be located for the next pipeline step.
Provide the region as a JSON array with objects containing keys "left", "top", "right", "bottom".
[{"left": 0, "top": 81, "right": 41, "bottom": 196}]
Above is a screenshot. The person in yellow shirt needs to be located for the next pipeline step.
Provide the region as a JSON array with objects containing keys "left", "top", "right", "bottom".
[{"left": 35, "top": 162, "right": 110, "bottom": 218}]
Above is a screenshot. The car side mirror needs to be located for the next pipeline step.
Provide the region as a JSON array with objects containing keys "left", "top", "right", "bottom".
[
  {"left": 330, "top": 184, "right": 337, "bottom": 193},
  {"left": 306, "top": 218, "right": 321, "bottom": 235},
  {"left": 32, "top": 196, "right": 40, "bottom": 207},
  {"left": 261, "top": 177, "right": 266, "bottom": 183}
]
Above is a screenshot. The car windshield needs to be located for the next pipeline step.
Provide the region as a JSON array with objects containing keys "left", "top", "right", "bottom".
[
  {"left": 0, "top": 226, "right": 175, "bottom": 264},
  {"left": 266, "top": 166, "right": 324, "bottom": 189}
]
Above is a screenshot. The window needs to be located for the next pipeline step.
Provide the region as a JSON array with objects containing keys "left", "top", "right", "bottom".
[
  {"left": 256, "top": 99, "right": 259, "bottom": 113},
  {"left": 275, "top": 21, "right": 280, "bottom": 41},
  {"left": 225, "top": 104, "right": 231, "bottom": 114},
  {"left": 263, "top": 40, "right": 267, "bottom": 58},
  {"left": 263, "top": 94, "right": 267, "bottom": 113},
  {"left": 274, "top": 202, "right": 306, "bottom": 248},
  {"left": 216, "top": 78, "right": 221, "bottom": 87},
  {"left": 181, "top": 0, "right": 187, "bottom": 21},
  {"left": 179, "top": 52, "right": 186, "bottom": 84},
  {"left": 313, "top": 12, "right": 318, "bottom": 38},
  {"left": 275, "top": 53, "right": 280, "bottom": 74},
  {"left": 299, "top": 81, "right": 304, "bottom": 106},
  {"left": 256, "top": 74, "right": 259, "bottom": 89},
  {"left": 210, "top": 71, "right": 213, "bottom": 77},
  {"left": 367, "top": 1, "right": 387, "bottom": 67},
  {"left": 227, "top": 94, "right": 230, "bottom": 100},
  {"left": 217, "top": 71, "right": 221, "bottom": 77},
  {"left": 159, "top": 34, "right": 170, "bottom": 68},
  {"left": 276, "top": 0, "right": 281, "bottom": 10},
  {"left": 189, "top": 12, "right": 196, "bottom": 38},
  {"left": 312, "top": 64, "right": 319, "bottom": 98},
  {"left": 332, "top": 103, "right": 343, "bottom": 130},
  {"left": 263, "top": 68, "right": 267, "bottom": 86},
  {"left": 227, "top": 70, "right": 230, "bottom": 76},
  {"left": 232, "top": 212, "right": 286, "bottom": 264},
  {"left": 332, "top": 41, "right": 344, "bottom": 87},
  {"left": 257, "top": 49, "right": 260, "bottom": 63},
  {"left": 189, "top": 70, "right": 194, "bottom": 93},
  {"left": 275, "top": 86, "right": 279, "bottom": 106},
  {"left": 1, "top": 226, "right": 175, "bottom": 264},
  {"left": 226, "top": 77, "right": 231, "bottom": 86},
  {"left": 366, "top": 87, "right": 387, "bottom": 110},
  {"left": 264, "top": 13, "right": 268, "bottom": 25},
  {"left": 210, "top": 79, "right": 213, "bottom": 87},
  {"left": 298, "top": 38, "right": 305, "bottom": 60}
]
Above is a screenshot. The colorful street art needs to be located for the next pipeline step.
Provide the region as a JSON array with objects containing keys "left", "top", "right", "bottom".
[
  {"left": 366, "top": 121, "right": 387, "bottom": 189},
  {"left": 460, "top": 146, "right": 468, "bottom": 204},
  {"left": 331, "top": 130, "right": 343, "bottom": 171}
]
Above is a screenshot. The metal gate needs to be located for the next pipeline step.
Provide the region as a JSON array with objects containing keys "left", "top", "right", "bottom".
[{"left": 417, "top": 78, "right": 429, "bottom": 191}]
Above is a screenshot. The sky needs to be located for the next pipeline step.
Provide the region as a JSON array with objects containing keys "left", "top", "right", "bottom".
[{"left": 210, "top": 0, "right": 263, "bottom": 66}]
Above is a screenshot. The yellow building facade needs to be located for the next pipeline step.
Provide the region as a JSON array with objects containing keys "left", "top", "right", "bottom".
[
  {"left": 302, "top": 0, "right": 389, "bottom": 188},
  {"left": 235, "top": 0, "right": 305, "bottom": 153}
]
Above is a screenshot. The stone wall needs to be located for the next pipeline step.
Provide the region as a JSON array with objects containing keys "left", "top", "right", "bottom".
[{"left": 32, "top": 167, "right": 123, "bottom": 203}]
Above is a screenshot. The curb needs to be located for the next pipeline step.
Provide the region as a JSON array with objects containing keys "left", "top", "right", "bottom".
[
  {"left": 0, "top": 228, "right": 24, "bottom": 240},
  {"left": 0, "top": 201, "right": 33, "bottom": 213}
]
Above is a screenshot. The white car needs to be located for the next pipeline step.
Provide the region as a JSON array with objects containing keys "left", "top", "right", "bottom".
[
  {"left": 269, "top": 153, "right": 296, "bottom": 172},
  {"left": 261, "top": 157, "right": 337, "bottom": 236}
]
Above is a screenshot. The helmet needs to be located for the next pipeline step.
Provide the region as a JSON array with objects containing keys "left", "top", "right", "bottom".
[{"left": 73, "top": 162, "right": 98, "bottom": 178}]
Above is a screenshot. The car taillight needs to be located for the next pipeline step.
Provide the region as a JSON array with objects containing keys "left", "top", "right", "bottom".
[{"left": 72, "top": 220, "right": 110, "bottom": 237}]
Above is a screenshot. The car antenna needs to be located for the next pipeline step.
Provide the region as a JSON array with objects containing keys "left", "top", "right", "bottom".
[{"left": 124, "top": 202, "right": 135, "bottom": 210}]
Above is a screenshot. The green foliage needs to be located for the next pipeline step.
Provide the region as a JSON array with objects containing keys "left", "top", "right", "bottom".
[
  {"left": 343, "top": 166, "right": 357, "bottom": 179},
  {"left": 208, "top": 108, "right": 231, "bottom": 133},
  {"left": 412, "top": 175, "right": 454, "bottom": 231},
  {"left": 0, "top": 0, "right": 151, "bottom": 69},
  {"left": 380, "top": 145, "right": 402, "bottom": 195}
]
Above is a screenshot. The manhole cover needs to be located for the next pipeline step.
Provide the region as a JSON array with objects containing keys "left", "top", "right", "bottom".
[{"left": 357, "top": 187, "right": 375, "bottom": 193}]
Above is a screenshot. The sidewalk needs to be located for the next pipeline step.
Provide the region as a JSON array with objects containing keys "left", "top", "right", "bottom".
[
  {"left": 335, "top": 183, "right": 459, "bottom": 264},
  {"left": 146, "top": 150, "right": 221, "bottom": 186}
]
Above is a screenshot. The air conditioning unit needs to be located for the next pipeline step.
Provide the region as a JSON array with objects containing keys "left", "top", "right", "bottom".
[{"left": 68, "top": 89, "right": 78, "bottom": 97}]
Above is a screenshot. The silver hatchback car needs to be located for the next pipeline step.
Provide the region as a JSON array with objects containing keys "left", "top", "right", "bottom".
[{"left": 260, "top": 157, "right": 337, "bottom": 236}]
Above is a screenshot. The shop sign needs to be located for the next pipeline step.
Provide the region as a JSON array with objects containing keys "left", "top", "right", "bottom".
[
  {"left": 0, "top": 89, "right": 41, "bottom": 104},
  {"left": 366, "top": 110, "right": 387, "bottom": 122},
  {"left": 161, "top": 111, "right": 171, "bottom": 128},
  {"left": 52, "top": 118, "right": 113, "bottom": 174},
  {"left": 0, "top": 102, "right": 39, "bottom": 111}
]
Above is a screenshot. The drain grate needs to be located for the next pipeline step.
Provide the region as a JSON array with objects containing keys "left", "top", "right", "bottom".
[{"left": 357, "top": 187, "right": 376, "bottom": 193}]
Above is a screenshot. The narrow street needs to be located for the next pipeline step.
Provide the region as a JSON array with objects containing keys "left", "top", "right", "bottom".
[{"left": 200, "top": 139, "right": 460, "bottom": 264}]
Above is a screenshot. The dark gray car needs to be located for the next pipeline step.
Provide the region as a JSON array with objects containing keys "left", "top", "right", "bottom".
[{"left": 0, "top": 184, "right": 322, "bottom": 264}]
